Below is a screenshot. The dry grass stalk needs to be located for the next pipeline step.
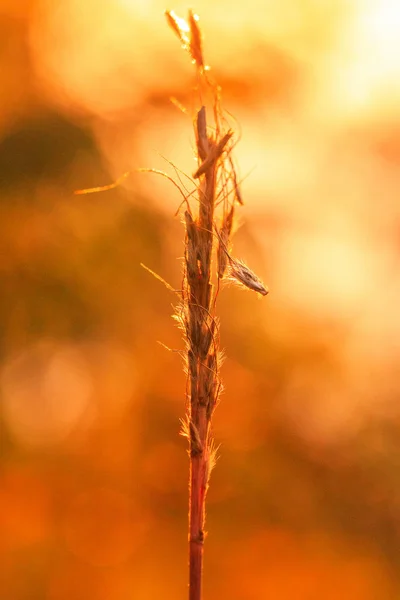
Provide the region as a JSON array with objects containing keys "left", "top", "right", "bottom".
[
  {"left": 165, "top": 10, "right": 269, "bottom": 600},
  {"left": 75, "top": 11, "right": 268, "bottom": 599}
]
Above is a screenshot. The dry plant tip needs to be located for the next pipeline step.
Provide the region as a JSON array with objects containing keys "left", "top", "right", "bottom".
[
  {"left": 196, "top": 106, "right": 209, "bottom": 161},
  {"left": 229, "top": 259, "right": 269, "bottom": 296},
  {"left": 229, "top": 158, "right": 244, "bottom": 205},
  {"left": 74, "top": 171, "right": 131, "bottom": 195},
  {"left": 165, "top": 9, "right": 206, "bottom": 70},
  {"left": 170, "top": 96, "right": 188, "bottom": 114},
  {"left": 193, "top": 130, "right": 233, "bottom": 179},
  {"left": 140, "top": 263, "right": 179, "bottom": 294},
  {"left": 217, "top": 205, "right": 235, "bottom": 279},
  {"left": 157, "top": 341, "right": 184, "bottom": 356},
  {"left": 188, "top": 10, "right": 204, "bottom": 69},
  {"left": 165, "top": 9, "right": 190, "bottom": 46}
]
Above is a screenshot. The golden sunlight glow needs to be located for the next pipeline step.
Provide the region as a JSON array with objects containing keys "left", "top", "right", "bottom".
[
  {"left": 277, "top": 228, "right": 376, "bottom": 318},
  {"left": 359, "top": 0, "right": 400, "bottom": 56},
  {"left": 1, "top": 342, "right": 93, "bottom": 447},
  {"left": 321, "top": 0, "right": 400, "bottom": 120}
]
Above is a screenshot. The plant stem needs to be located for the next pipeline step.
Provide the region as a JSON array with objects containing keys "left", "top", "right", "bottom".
[
  {"left": 186, "top": 106, "right": 218, "bottom": 600},
  {"left": 164, "top": 11, "right": 268, "bottom": 599}
]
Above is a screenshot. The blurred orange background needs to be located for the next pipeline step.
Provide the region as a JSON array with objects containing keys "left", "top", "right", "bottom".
[{"left": 1, "top": 1, "right": 400, "bottom": 598}]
